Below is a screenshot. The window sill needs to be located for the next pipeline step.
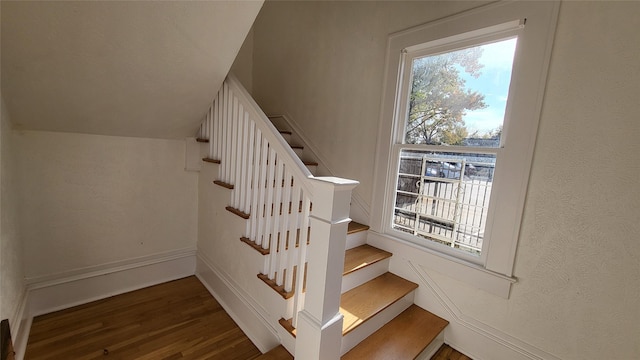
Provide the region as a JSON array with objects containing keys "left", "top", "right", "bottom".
[{"left": 366, "top": 230, "right": 517, "bottom": 298}]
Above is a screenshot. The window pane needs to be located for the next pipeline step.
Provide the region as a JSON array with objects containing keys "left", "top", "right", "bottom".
[
  {"left": 405, "top": 38, "right": 517, "bottom": 147},
  {"left": 393, "top": 149, "right": 496, "bottom": 255}
]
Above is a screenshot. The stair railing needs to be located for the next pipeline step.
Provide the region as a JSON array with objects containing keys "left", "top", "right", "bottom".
[{"left": 198, "top": 74, "right": 358, "bottom": 359}]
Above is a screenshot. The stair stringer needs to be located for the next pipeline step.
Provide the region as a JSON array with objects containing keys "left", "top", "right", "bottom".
[{"left": 196, "top": 160, "right": 290, "bottom": 354}]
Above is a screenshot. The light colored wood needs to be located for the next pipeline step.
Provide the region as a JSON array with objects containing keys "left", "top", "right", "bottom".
[
  {"left": 340, "top": 272, "right": 418, "bottom": 335},
  {"left": 342, "top": 304, "right": 448, "bottom": 360},
  {"left": 278, "top": 318, "right": 297, "bottom": 337},
  {"left": 343, "top": 244, "right": 392, "bottom": 276},
  {"left": 431, "top": 344, "right": 473, "bottom": 360},
  {"left": 347, "top": 221, "right": 370, "bottom": 234},
  {"left": 257, "top": 273, "right": 294, "bottom": 299},
  {"left": 25, "top": 276, "right": 262, "bottom": 360}
]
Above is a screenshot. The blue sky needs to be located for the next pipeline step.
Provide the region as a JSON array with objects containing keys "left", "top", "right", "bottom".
[{"left": 460, "top": 38, "right": 517, "bottom": 135}]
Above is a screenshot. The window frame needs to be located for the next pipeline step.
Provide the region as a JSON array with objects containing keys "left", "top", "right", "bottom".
[
  {"left": 391, "top": 28, "right": 521, "bottom": 265},
  {"left": 370, "top": 1, "right": 560, "bottom": 297}
]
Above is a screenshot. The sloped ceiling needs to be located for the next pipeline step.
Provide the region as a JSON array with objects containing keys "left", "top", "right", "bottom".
[{"left": 1, "top": 1, "right": 263, "bottom": 139}]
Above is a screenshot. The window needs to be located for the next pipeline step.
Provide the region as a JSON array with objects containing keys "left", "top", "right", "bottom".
[
  {"left": 392, "top": 29, "right": 519, "bottom": 262},
  {"left": 370, "top": 1, "right": 559, "bottom": 295}
]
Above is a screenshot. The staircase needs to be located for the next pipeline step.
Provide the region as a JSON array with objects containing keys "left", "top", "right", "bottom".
[{"left": 196, "top": 74, "right": 448, "bottom": 359}]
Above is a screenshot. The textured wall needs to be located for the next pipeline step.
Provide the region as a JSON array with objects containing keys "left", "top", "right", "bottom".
[
  {"left": 251, "top": 1, "right": 640, "bottom": 359},
  {"left": 17, "top": 131, "right": 199, "bottom": 279},
  {"left": 0, "top": 95, "right": 24, "bottom": 329}
]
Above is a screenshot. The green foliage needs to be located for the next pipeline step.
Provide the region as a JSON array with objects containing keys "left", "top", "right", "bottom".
[{"left": 405, "top": 47, "right": 487, "bottom": 145}]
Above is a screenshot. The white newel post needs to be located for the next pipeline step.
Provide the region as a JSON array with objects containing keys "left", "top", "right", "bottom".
[{"left": 295, "top": 177, "right": 359, "bottom": 360}]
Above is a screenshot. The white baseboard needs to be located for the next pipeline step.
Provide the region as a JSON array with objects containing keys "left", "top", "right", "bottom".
[
  {"left": 406, "top": 261, "right": 562, "bottom": 360},
  {"left": 13, "top": 248, "right": 196, "bottom": 360},
  {"left": 195, "top": 252, "right": 280, "bottom": 353},
  {"left": 11, "top": 289, "right": 29, "bottom": 360},
  {"left": 26, "top": 248, "right": 197, "bottom": 317}
]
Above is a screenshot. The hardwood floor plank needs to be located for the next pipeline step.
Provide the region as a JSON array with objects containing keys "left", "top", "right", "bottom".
[
  {"left": 431, "top": 344, "right": 473, "bottom": 360},
  {"left": 25, "top": 276, "right": 261, "bottom": 360}
]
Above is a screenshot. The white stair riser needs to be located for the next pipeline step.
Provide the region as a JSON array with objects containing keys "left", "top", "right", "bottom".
[
  {"left": 340, "top": 291, "right": 415, "bottom": 355},
  {"left": 341, "top": 258, "right": 390, "bottom": 294},
  {"left": 415, "top": 331, "right": 445, "bottom": 360},
  {"left": 293, "top": 147, "right": 304, "bottom": 158},
  {"left": 345, "top": 230, "right": 367, "bottom": 250}
]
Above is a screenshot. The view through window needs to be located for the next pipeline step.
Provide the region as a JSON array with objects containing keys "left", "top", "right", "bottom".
[{"left": 392, "top": 38, "right": 517, "bottom": 256}]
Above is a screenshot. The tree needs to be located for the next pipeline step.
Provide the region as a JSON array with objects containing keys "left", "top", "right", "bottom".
[{"left": 405, "top": 47, "right": 487, "bottom": 145}]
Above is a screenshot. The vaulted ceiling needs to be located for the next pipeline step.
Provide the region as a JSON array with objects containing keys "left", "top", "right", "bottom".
[{"left": 1, "top": 1, "right": 262, "bottom": 139}]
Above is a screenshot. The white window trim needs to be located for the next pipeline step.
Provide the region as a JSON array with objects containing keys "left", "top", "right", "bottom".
[{"left": 370, "top": 1, "right": 560, "bottom": 297}]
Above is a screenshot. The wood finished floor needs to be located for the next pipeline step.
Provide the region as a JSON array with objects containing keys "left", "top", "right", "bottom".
[
  {"left": 24, "top": 276, "right": 470, "bottom": 360},
  {"left": 431, "top": 344, "right": 472, "bottom": 360},
  {"left": 24, "top": 276, "right": 262, "bottom": 360}
]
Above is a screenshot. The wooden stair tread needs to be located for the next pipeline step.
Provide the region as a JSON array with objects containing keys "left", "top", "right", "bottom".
[
  {"left": 255, "top": 345, "right": 293, "bottom": 360},
  {"left": 343, "top": 244, "right": 392, "bottom": 276},
  {"left": 196, "top": 138, "right": 209, "bottom": 143},
  {"left": 226, "top": 206, "right": 250, "bottom": 219},
  {"left": 341, "top": 304, "right": 449, "bottom": 360},
  {"left": 240, "top": 228, "right": 309, "bottom": 255},
  {"left": 303, "top": 160, "right": 318, "bottom": 166},
  {"left": 240, "top": 237, "right": 270, "bottom": 255},
  {"left": 213, "top": 180, "right": 234, "bottom": 189},
  {"left": 347, "top": 221, "right": 369, "bottom": 234},
  {"left": 340, "top": 272, "right": 418, "bottom": 335},
  {"left": 202, "top": 157, "right": 221, "bottom": 164}
]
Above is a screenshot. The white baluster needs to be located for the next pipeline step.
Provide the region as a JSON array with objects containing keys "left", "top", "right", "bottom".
[
  {"left": 270, "top": 158, "right": 285, "bottom": 283},
  {"left": 244, "top": 118, "right": 255, "bottom": 237},
  {"left": 277, "top": 167, "right": 292, "bottom": 286},
  {"left": 208, "top": 104, "right": 214, "bottom": 158},
  {"left": 256, "top": 137, "right": 268, "bottom": 248},
  {"left": 284, "top": 182, "right": 301, "bottom": 293},
  {"left": 219, "top": 83, "right": 229, "bottom": 181},
  {"left": 216, "top": 91, "right": 222, "bottom": 160},
  {"left": 292, "top": 194, "right": 311, "bottom": 328},
  {"left": 263, "top": 148, "right": 277, "bottom": 276}
]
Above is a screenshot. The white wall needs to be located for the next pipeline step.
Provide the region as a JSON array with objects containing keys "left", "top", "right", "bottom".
[
  {"left": 1, "top": 95, "right": 25, "bottom": 330},
  {"left": 195, "top": 161, "right": 285, "bottom": 351},
  {"left": 250, "top": 1, "right": 640, "bottom": 359},
  {"left": 16, "top": 131, "right": 199, "bottom": 281},
  {"left": 231, "top": 27, "right": 255, "bottom": 94},
  {"left": 252, "top": 1, "right": 490, "bottom": 211}
]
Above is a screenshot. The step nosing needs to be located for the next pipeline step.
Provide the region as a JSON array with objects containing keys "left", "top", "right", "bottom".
[
  {"left": 341, "top": 305, "right": 449, "bottom": 359},
  {"left": 343, "top": 245, "right": 392, "bottom": 276},
  {"left": 340, "top": 272, "right": 418, "bottom": 336}
]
